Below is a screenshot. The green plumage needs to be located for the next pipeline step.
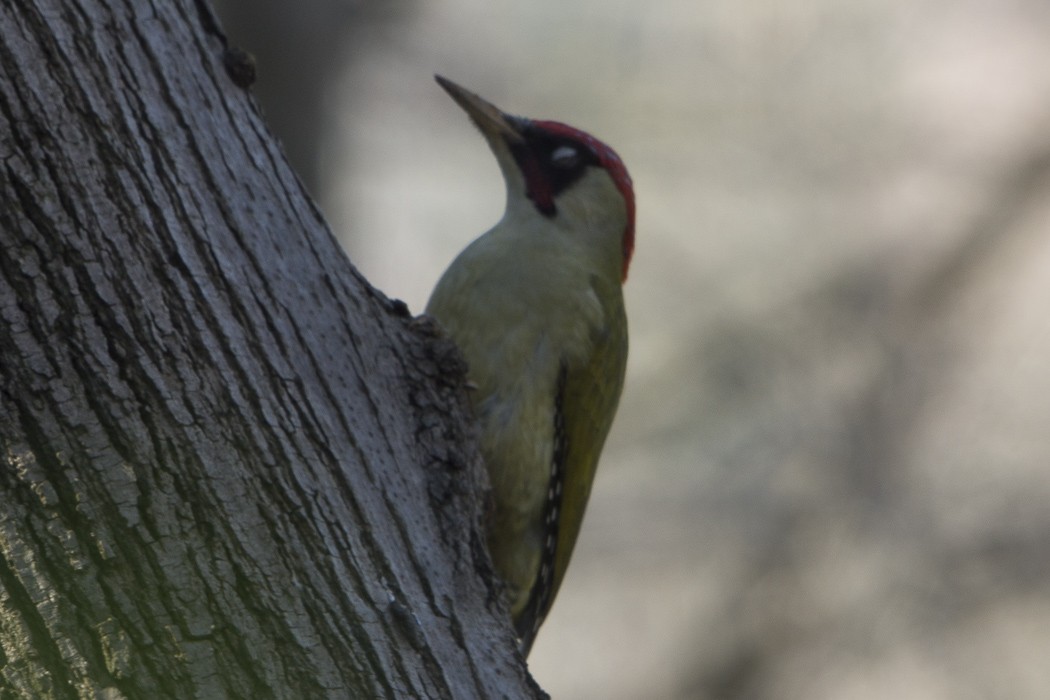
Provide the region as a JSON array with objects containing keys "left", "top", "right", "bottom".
[
  {"left": 427, "top": 75, "right": 632, "bottom": 656},
  {"left": 426, "top": 224, "right": 627, "bottom": 655},
  {"left": 550, "top": 276, "right": 627, "bottom": 602}
]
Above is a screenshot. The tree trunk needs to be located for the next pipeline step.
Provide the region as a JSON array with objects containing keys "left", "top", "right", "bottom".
[{"left": 0, "top": 1, "right": 540, "bottom": 697}]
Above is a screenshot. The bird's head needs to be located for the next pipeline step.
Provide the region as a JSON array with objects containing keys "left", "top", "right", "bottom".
[{"left": 436, "top": 75, "right": 635, "bottom": 282}]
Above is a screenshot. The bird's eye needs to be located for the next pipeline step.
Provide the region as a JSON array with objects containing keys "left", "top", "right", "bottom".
[{"left": 550, "top": 145, "right": 580, "bottom": 169}]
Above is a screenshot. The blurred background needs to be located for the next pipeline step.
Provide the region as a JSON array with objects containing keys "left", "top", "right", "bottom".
[{"left": 216, "top": 0, "right": 1050, "bottom": 697}]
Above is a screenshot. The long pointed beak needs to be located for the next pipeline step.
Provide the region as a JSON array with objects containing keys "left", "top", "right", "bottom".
[{"left": 435, "top": 75, "right": 525, "bottom": 145}]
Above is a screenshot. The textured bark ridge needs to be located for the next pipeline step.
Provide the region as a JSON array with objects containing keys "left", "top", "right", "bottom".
[{"left": 0, "top": 1, "right": 543, "bottom": 697}]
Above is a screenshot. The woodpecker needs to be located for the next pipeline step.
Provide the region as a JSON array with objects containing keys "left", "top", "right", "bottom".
[{"left": 426, "top": 76, "right": 634, "bottom": 656}]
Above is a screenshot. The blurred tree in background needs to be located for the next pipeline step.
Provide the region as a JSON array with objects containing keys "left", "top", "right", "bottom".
[{"left": 214, "top": 0, "right": 413, "bottom": 199}]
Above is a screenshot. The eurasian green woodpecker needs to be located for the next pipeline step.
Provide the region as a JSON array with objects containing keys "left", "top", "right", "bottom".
[{"left": 426, "top": 76, "right": 634, "bottom": 656}]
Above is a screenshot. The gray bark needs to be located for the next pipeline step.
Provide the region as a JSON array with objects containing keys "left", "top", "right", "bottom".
[{"left": 0, "top": 1, "right": 540, "bottom": 697}]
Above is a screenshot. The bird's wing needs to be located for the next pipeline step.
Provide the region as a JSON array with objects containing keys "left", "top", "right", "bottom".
[{"left": 515, "top": 281, "right": 628, "bottom": 653}]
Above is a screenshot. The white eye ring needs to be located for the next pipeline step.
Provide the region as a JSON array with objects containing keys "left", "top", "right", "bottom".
[{"left": 550, "top": 145, "right": 579, "bottom": 168}]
